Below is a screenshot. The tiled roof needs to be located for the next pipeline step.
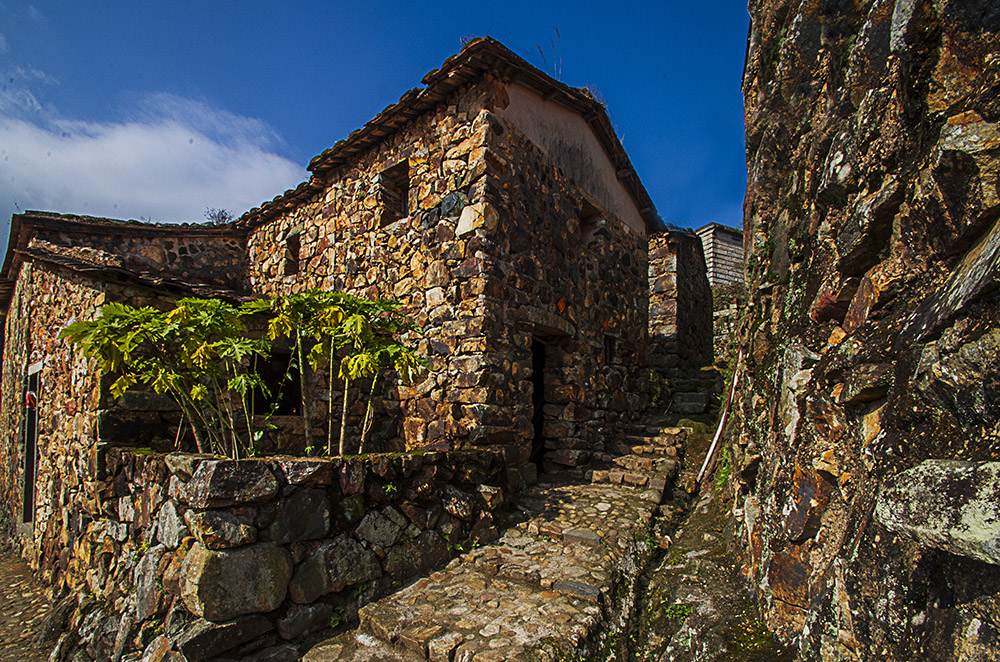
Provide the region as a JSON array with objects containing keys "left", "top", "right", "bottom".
[
  {"left": 238, "top": 37, "right": 662, "bottom": 232},
  {"left": 0, "top": 212, "right": 248, "bottom": 321}
]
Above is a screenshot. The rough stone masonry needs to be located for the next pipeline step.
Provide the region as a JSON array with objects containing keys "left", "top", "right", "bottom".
[{"left": 735, "top": 0, "right": 1000, "bottom": 660}]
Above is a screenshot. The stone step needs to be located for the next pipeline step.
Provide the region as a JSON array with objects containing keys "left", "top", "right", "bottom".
[
  {"left": 302, "top": 635, "right": 423, "bottom": 662},
  {"left": 630, "top": 444, "right": 679, "bottom": 457},
  {"left": 357, "top": 566, "right": 603, "bottom": 661},
  {"left": 612, "top": 455, "right": 679, "bottom": 474}
]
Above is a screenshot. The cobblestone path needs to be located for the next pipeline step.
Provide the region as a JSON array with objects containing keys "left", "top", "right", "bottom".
[
  {"left": 0, "top": 549, "right": 55, "bottom": 662},
  {"left": 301, "top": 424, "right": 685, "bottom": 661}
]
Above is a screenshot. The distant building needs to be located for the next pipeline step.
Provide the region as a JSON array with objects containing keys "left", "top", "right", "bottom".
[{"left": 695, "top": 223, "right": 744, "bottom": 287}]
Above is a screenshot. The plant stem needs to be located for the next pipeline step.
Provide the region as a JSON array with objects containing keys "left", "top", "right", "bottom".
[
  {"left": 339, "top": 375, "right": 350, "bottom": 456},
  {"left": 327, "top": 341, "right": 335, "bottom": 456},
  {"left": 297, "top": 332, "right": 313, "bottom": 448},
  {"left": 359, "top": 374, "right": 379, "bottom": 454}
]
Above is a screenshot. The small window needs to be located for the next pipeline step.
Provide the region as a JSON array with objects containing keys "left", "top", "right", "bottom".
[
  {"left": 253, "top": 350, "right": 300, "bottom": 416},
  {"left": 604, "top": 335, "right": 618, "bottom": 366},
  {"left": 580, "top": 199, "right": 605, "bottom": 244},
  {"left": 379, "top": 162, "right": 409, "bottom": 227},
  {"left": 284, "top": 232, "right": 300, "bottom": 276}
]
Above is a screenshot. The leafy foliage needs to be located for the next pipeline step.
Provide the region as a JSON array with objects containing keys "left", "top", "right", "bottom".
[{"left": 60, "top": 290, "right": 425, "bottom": 458}]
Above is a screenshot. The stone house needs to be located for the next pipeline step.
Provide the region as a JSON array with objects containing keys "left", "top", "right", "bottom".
[{"left": 0, "top": 37, "right": 665, "bottom": 577}]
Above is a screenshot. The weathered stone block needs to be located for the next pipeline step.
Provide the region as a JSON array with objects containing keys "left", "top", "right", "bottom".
[
  {"left": 382, "top": 530, "right": 449, "bottom": 579},
  {"left": 876, "top": 460, "right": 1000, "bottom": 565},
  {"left": 277, "top": 603, "right": 334, "bottom": 640},
  {"left": 272, "top": 457, "right": 336, "bottom": 485},
  {"left": 184, "top": 510, "right": 257, "bottom": 550},
  {"left": 355, "top": 507, "right": 405, "bottom": 548},
  {"left": 288, "top": 535, "right": 381, "bottom": 603},
  {"left": 174, "top": 614, "right": 273, "bottom": 661},
  {"left": 182, "top": 460, "right": 278, "bottom": 509},
  {"left": 268, "top": 487, "right": 330, "bottom": 544},
  {"left": 180, "top": 542, "right": 292, "bottom": 622}
]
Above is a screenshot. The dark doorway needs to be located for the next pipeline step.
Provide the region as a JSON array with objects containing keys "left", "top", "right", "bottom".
[
  {"left": 22, "top": 370, "right": 39, "bottom": 524},
  {"left": 530, "top": 338, "right": 547, "bottom": 467}
]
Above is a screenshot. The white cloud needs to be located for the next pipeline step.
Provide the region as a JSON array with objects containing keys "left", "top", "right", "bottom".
[
  {"left": 0, "top": 33, "right": 9, "bottom": 54},
  {"left": 0, "top": 91, "right": 307, "bottom": 248}
]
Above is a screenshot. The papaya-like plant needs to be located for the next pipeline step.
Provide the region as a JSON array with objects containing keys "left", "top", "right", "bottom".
[
  {"left": 62, "top": 290, "right": 425, "bottom": 459},
  {"left": 60, "top": 298, "right": 269, "bottom": 457},
  {"left": 311, "top": 295, "right": 424, "bottom": 455}
]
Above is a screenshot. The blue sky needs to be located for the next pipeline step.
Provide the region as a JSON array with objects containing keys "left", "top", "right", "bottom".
[{"left": 0, "top": 2, "right": 750, "bottom": 252}]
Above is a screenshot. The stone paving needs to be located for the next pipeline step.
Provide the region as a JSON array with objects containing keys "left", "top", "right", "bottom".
[
  {"left": 0, "top": 549, "right": 56, "bottom": 662},
  {"left": 303, "top": 426, "right": 686, "bottom": 661}
]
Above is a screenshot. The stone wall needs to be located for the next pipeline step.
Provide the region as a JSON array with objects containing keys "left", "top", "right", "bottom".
[
  {"left": 55, "top": 448, "right": 507, "bottom": 661},
  {"left": 648, "top": 231, "right": 713, "bottom": 372},
  {"left": 485, "top": 111, "right": 649, "bottom": 473},
  {"left": 0, "top": 262, "right": 107, "bottom": 579},
  {"left": 244, "top": 77, "right": 650, "bottom": 477},
  {"left": 21, "top": 214, "right": 247, "bottom": 291},
  {"left": 734, "top": 1, "right": 1000, "bottom": 659},
  {"left": 0, "top": 261, "right": 198, "bottom": 580}
]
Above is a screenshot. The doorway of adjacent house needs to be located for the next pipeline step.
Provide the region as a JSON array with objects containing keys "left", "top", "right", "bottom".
[
  {"left": 530, "top": 338, "right": 547, "bottom": 468},
  {"left": 22, "top": 366, "right": 40, "bottom": 524}
]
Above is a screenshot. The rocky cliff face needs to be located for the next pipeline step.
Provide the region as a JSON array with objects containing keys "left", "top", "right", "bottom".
[{"left": 736, "top": 0, "right": 1000, "bottom": 659}]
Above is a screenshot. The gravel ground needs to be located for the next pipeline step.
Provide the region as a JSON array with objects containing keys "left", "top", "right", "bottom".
[{"left": 0, "top": 550, "right": 56, "bottom": 662}]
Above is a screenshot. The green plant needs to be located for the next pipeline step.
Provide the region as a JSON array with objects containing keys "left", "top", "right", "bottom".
[
  {"left": 663, "top": 604, "right": 694, "bottom": 621},
  {"left": 61, "top": 298, "right": 269, "bottom": 457},
  {"left": 329, "top": 606, "right": 347, "bottom": 629},
  {"left": 62, "top": 290, "right": 425, "bottom": 460},
  {"left": 384, "top": 482, "right": 397, "bottom": 496},
  {"left": 713, "top": 444, "right": 732, "bottom": 492},
  {"left": 646, "top": 370, "right": 671, "bottom": 413}
]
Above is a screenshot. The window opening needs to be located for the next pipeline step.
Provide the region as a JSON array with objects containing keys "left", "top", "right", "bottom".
[
  {"left": 580, "top": 199, "right": 605, "bottom": 244},
  {"left": 283, "top": 232, "right": 301, "bottom": 276},
  {"left": 604, "top": 335, "right": 618, "bottom": 366},
  {"left": 22, "top": 366, "right": 40, "bottom": 524},
  {"left": 379, "top": 161, "right": 409, "bottom": 227},
  {"left": 253, "top": 350, "right": 301, "bottom": 416}
]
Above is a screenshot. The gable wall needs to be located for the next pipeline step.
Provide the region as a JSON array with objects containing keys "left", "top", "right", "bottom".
[
  {"left": 481, "top": 112, "right": 649, "bottom": 471},
  {"left": 495, "top": 84, "right": 647, "bottom": 237}
]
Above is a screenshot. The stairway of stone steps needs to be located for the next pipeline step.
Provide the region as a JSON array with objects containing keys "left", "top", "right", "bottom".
[
  {"left": 300, "top": 427, "right": 689, "bottom": 662},
  {"left": 586, "top": 422, "right": 687, "bottom": 506},
  {"left": 666, "top": 367, "right": 722, "bottom": 417}
]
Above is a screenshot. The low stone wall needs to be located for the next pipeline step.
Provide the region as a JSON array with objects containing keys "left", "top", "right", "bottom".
[{"left": 55, "top": 448, "right": 507, "bottom": 661}]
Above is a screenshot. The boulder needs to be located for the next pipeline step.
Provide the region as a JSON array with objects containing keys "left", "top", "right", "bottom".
[
  {"left": 272, "top": 457, "right": 336, "bottom": 485},
  {"left": 134, "top": 544, "right": 168, "bottom": 621},
  {"left": 180, "top": 542, "right": 292, "bottom": 621},
  {"left": 156, "top": 501, "right": 189, "bottom": 549},
  {"left": 875, "top": 460, "right": 1000, "bottom": 565},
  {"left": 174, "top": 614, "right": 273, "bottom": 661},
  {"left": 182, "top": 460, "right": 278, "bottom": 509},
  {"left": 288, "top": 535, "right": 381, "bottom": 604},
  {"left": 355, "top": 507, "right": 405, "bottom": 548},
  {"left": 268, "top": 488, "right": 330, "bottom": 544},
  {"left": 382, "top": 530, "right": 449, "bottom": 579},
  {"left": 277, "top": 603, "right": 334, "bottom": 640}
]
